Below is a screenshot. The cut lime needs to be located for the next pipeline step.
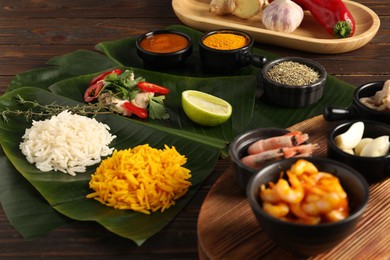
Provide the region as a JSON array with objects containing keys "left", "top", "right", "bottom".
[{"left": 182, "top": 90, "right": 232, "bottom": 126}]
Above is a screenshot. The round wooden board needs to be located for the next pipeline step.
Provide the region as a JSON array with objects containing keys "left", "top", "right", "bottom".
[{"left": 197, "top": 115, "right": 390, "bottom": 259}]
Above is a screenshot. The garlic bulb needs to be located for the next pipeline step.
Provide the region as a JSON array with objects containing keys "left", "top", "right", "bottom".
[{"left": 262, "top": 0, "right": 304, "bottom": 33}]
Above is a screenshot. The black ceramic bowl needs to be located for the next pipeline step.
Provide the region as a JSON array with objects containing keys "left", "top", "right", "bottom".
[
  {"left": 262, "top": 57, "right": 327, "bottom": 108},
  {"left": 324, "top": 81, "right": 390, "bottom": 124},
  {"left": 229, "top": 128, "right": 290, "bottom": 191},
  {"left": 327, "top": 120, "right": 390, "bottom": 183},
  {"left": 247, "top": 157, "right": 369, "bottom": 257},
  {"left": 136, "top": 30, "right": 193, "bottom": 70},
  {"left": 199, "top": 29, "right": 267, "bottom": 74}
]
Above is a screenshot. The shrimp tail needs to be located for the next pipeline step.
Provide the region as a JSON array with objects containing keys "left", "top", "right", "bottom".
[{"left": 247, "top": 132, "right": 309, "bottom": 154}]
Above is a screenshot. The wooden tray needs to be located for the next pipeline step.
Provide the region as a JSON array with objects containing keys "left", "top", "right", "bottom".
[
  {"left": 197, "top": 115, "right": 390, "bottom": 259},
  {"left": 172, "top": 0, "right": 380, "bottom": 54}
]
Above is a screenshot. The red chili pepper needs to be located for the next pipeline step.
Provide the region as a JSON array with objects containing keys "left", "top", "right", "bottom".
[
  {"left": 84, "top": 81, "right": 104, "bottom": 102},
  {"left": 137, "top": 82, "right": 170, "bottom": 95},
  {"left": 89, "top": 69, "right": 122, "bottom": 86},
  {"left": 292, "top": 0, "right": 355, "bottom": 38},
  {"left": 123, "top": 101, "right": 149, "bottom": 118}
]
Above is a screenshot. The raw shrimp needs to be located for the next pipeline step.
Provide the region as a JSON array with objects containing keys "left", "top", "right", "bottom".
[
  {"left": 248, "top": 131, "right": 309, "bottom": 154},
  {"left": 241, "top": 143, "right": 318, "bottom": 169},
  {"left": 263, "top": 202, "right": 290, "bottom": 218},
  {"left": 275, "top": 172, "right": 304, "bottom": 204}
]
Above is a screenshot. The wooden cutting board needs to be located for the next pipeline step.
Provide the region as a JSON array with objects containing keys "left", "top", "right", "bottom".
[{"left": 197, "top": 115, "right": 390, "bottom": 259}]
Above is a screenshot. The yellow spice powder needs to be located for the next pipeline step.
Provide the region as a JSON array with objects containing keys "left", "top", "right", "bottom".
[
  {"left": 203, "top": 33, "right": 248, "bottom": 50},
  {"left": 86, "top": 144, "right": 191, "bottom": 214}
]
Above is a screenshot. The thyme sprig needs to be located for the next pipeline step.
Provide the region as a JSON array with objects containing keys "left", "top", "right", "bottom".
[{"left": 1, "top": 95, "right": 114, "bottom": 123}]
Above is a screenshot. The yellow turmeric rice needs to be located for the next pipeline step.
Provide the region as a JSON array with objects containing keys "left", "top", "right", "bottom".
[{"left": 86, "top": 144, "right": 191, "bottom": 214}]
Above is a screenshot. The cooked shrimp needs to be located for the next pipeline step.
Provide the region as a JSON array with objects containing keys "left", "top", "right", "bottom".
[
  {"left": 240, "top": 149, "right": 284, "bottom": 169},
  {"left": 275, "top": 172, "right": 304, "bottom": 204},
  {"left": 263, "top": 202, "right": 290, "bottom": 218},
  {"left": 289, "top": 158, "right": 318, "bottom": 176},
  {"left": 290, "top": 203, "right": 321, "bottom": 225},
  {"left": 241, "top": 144, "right": 318, "bottom": 170},
  {"left": 281, "top": 143, "right": 319, "bottom": 158},
  {"left": 324, "top": 208, "right": 349, "bottom": 222},
  {"left": 247, "top": 131, "right": 309, "bottom": 154},
  {"left": 260, "top": 184, "right": 282, "bottom": 203}
]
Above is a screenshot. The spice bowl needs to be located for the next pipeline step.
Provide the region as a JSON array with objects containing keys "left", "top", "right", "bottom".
[
  {"left": 324, "top": 80, "right": 390, "bottom": 124},
  {"left": 229, "top": 127, "right": 291, "bottom": 191},
  {"left": 261, "top": 57, "right": 327, "bottom": 108},
  {"left": 136, "top": 30, "right": 193, "bottom": 70},
  {"left": 327, "top": 120, "right": 390, "bottom": 184},
  {"left": 247, "top": 157, "right": 369, "bottom": 257},
  {"left": 199, "top": 29, "right": 267, "bottom": 74}
]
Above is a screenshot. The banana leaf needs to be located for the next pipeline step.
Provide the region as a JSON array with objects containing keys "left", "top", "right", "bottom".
[
  {"left": 0, "top": 87, "right": 225, "bottom": 245},
  {"left": 0, "top": 146, "right": 73, "bottom": 239},
  {"left": 48, "top": 68, "right": 257, "bottom": 143},
  {"left": 0, "top": 25, "right": 356, "bottom": 244},
  {"left": 7, "top": 50, "right": 116, "bottom": 93}
]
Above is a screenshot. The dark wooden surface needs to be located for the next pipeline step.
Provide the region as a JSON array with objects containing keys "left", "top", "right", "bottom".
[{"left": 0, "top": 0, "right": 389, "bottom": 259}]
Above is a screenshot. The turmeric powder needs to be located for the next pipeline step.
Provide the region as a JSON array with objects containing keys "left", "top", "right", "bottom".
[{"left": 202, "top": 33, "right": 248, "bottom": 50}]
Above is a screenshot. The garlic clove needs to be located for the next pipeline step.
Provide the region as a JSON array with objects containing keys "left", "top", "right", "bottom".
[
  {"left": 262, "top": 0, "right": 304, "bottom": 33},
  {"left": 354, "top": 138, "right": 373, "bottom": 156},
  {"left": 360, "top": 135, "right": 390, "bottom": 157},
  {"left": 334, "top": 121, "right": 365, "bottom": 150}
]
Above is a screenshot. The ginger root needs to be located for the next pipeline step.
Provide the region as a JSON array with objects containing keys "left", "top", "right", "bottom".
[{"left": 210, "top": 0, "right": 265, "bottom": 19}]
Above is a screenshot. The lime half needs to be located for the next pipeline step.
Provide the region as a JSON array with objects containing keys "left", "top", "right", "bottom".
[{"left": 182, "top": 90, "right": 232, "bottom": 126}]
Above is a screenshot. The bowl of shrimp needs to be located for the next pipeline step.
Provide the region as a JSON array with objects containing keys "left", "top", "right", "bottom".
[
  {"left": 247, "top": 158, "right": 369, "bottom": 257},
  {"left": 229, "top": 128, "right": 318, "bottom": 191}
]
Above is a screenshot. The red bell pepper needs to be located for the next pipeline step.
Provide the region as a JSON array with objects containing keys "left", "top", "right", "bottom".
[
  {"left": 137, "top": 82, "right": 170, "bottom": 95},
  {"left": 293, "top": 0, "right": 355, "bottom": 38},
  {"left": 89, "top": 69, "right": 122, "bottom": 86},
  {"left": 84, "top": 81, "right": 104, "bottom": 102},
  {"left": 123, "top": 101, "right": 148, "bottom": 119}
]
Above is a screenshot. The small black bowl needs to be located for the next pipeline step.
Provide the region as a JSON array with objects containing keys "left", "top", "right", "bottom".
[
  {"left": 229, "top": 128, "right": 290, "bottom": 191},
  {"left": 247, "top": 157, "right": 369, "bottom": 257},
  {"left": 136, "top": 30, "right": 193, "bottom": 70},
  {"left": 262, "top": 57, "right": 327, "bottom": 108},
  {"left": 327, "top": 120, "right": 390, "bottom": 183},
  {"left": 199, "top": 29, "right": 267, "bottom": 74},
  {"left": 324, "top": 81, "right": 390, "bottom": 124}
]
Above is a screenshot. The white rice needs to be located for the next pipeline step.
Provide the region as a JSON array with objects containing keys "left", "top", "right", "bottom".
[{"left": 19, "top": 110, "right": 116, "bottom": 176}]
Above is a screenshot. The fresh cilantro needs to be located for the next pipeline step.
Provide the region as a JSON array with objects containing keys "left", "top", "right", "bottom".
[{"left": 148, "top": 96, "right": 170, "bottom": 120}]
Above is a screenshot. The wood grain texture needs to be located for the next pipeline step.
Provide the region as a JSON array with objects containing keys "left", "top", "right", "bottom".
[
  {"left": 198, "top": 116, "right": 390, "bottom": 260},
  {"left": 172, "top": 0, "right": 380, "bottom": 53}
]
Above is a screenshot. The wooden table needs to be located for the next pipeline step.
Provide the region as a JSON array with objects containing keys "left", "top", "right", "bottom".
[{"left": 0, "top": 0, "right": 389, "bottom": 259}]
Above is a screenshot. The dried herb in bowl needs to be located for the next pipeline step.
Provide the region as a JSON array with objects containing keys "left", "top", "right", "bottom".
[{"left": 267, "top": 61, "right": 320, "bottom": 86}]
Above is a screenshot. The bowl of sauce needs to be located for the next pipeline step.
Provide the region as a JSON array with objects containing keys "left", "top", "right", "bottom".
[{"left": 136, "top": 30, "right": 192, "bottom": 70}]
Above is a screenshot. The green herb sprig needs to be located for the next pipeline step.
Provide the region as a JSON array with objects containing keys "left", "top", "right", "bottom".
[{"left": 1, "top": 95, "right": 113, "bottom": 123}]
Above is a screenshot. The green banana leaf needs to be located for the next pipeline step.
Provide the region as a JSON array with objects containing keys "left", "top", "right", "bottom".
[
  {"left": 0, "top": 87, "right": 225, "bottom": 245},
  {"left": 0, "top": 24, "right": 356, "bottom": 245},
  {"left": 7, "top": 50, "right": 117, "bottom": 93},
  {"left": 48, "top": 67, "right": 257, "bottom": 143},
  {"left": 0, "top": 147, "right": 73, "bottom": 239}
]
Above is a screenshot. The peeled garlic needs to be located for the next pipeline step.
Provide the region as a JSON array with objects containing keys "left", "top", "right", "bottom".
[
  {"left": 262, "top": 0, "right": 304, "bottom": 33},
  {"left": 360, "top": 136, "right": 390, "bottom": 157},
  {"left": 334, "top": 122, "right": 365, "bottom": 150},
  {"left": 354, "top": 138, "right": 373, "bottom": 156}
]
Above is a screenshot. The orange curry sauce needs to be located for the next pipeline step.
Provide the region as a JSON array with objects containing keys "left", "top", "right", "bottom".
[{"left": 139, "top": 33, "right": 189, "bottom": 53}]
